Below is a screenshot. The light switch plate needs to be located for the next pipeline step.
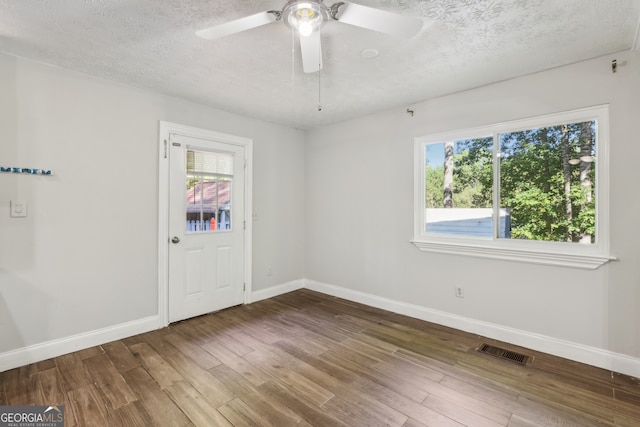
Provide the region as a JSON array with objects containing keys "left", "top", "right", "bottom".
[{"left": 10, "top": 200, "right": 27, "bottom": 218}]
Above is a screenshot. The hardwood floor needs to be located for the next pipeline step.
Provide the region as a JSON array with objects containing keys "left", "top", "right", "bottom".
[{"left": 2, "top": 289, "right": 639, "bottom": 426}]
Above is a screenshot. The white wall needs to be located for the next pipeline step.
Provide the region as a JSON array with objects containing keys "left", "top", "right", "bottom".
[
  {"left": 0, "top": 54, "right": 305, "bottom": 358},
  {"left": 305, "top": 51, "right": 640, "bottom": 369},
  {"left": 2, "top": 48, "right": 639, "bottom": 376}
]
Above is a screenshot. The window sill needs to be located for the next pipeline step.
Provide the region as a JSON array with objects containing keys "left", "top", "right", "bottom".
[{"left": 410, "top": 240, "right": 615, "bottom": 270}]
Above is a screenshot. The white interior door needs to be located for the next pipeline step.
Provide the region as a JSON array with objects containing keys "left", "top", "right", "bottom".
[{"left": 168, "top": 133, "right": 245, "bottom": 323}]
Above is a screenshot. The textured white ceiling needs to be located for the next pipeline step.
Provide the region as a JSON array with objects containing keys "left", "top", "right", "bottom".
[{"left": 0, "top": 0, "right": 639, "bottom": 129}]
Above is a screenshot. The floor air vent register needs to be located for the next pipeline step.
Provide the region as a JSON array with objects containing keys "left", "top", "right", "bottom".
[{"left": 477, "top": 343, "right": 531, "bottom": 365}]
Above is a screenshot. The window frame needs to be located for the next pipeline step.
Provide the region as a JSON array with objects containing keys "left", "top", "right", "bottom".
[{"left": 412, "top": 105, "right": 614, "bottom": 269}]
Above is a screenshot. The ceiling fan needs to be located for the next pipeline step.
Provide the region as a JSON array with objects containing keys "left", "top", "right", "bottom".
[{"left": 196, "top": 0, "right": 423, "bottom": 73}]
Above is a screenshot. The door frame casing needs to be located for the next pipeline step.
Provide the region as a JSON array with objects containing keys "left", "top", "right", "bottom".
[{"left": 158, "top": 121, "right": 253, "bottom": 328}]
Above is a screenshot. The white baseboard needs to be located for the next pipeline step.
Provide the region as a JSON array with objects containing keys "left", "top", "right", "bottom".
[
  {"left": 0, "top": 315, "right": 159, "bottom": 373},
  {"left": 0, "top": 280, "right": 304, "bottom": 372},
  {"left": 251, "top": 279, "right": 305, "bottom": 303},
  {"left": 304, "top": 279, "right": 640, "bottom": 378},
  {"left": 3, "top": 279, "right": 639, "bottom": 378}
]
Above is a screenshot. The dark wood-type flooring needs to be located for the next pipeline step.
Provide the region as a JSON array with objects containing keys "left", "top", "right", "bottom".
[{"left": 2, "top": 289, "right": 640, "bottom": 426}]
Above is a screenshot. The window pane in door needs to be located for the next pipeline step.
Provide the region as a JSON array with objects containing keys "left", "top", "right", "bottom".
[{"left": 186, "top": 149, "right": 233, "bottom": 233}]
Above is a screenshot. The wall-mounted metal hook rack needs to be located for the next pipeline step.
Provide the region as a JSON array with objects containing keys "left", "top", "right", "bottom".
[{"left": 0, "top": 166, "right": 54, "bottom": 175}]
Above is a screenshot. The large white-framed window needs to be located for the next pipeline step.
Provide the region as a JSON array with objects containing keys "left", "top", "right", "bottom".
[{"left": 412, "top": 105, "right": 614, "bottom": 269}]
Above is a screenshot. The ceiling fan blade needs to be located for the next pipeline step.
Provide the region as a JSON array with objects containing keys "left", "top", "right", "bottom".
[
  {"left": 196, "top": 11, "right": 277, "bottom": 40},
  {"left": 334, "top": 2, "right": 423, "bottom": 38},
  {"left": 300, "top": 31, "right": 323, "bottom": 73}
]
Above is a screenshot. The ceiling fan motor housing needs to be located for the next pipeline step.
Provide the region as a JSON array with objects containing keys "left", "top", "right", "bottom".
[{"left": 282, "top": 0, "right": 330, "bottom": 35}]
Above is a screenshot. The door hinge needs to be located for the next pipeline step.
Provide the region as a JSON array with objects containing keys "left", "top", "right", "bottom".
[
  {"left": 243, "top": 283, "right": 246, "bottom": 291},
  {"left": 243, "top": 220, "right": 246, "bottom": 230},
  {"left": 163, "top": 139, "right": 168, "bottom": 159}
]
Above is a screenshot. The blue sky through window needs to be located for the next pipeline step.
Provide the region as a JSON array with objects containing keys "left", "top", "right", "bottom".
[{"left": 425, "top": 143, "right": 445, "bottom": 168}]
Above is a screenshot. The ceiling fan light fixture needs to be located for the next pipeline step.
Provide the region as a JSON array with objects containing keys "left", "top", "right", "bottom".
[
  {"left": 283, "top": 0, "right": 328, "bottom": 36},
  {"left": 298, "top": 20, "right": 314, "bottom": 37}
]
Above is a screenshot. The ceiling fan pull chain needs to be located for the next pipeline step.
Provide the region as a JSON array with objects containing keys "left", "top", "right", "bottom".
[
  {"left": 291, "top": 28, "right": 296, "bottom": 91},
  {"left": 318, "top": 76, "right": 322, "bottom": 111},
  {"left": 318, "top": 29, "right": 322, "bottom": 112}
]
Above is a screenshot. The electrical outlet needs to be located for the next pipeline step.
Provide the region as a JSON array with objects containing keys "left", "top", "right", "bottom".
[
  {"left": 455, "top": 287, "right": 464, "bottom": 298},
  {"left": 267, "top": 266, "right": 272, "bottom": 276}
]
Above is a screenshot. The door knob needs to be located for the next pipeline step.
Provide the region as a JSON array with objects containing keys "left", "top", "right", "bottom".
[{"left": 171, "top": 236, "right": 180, "bottom": 244}]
